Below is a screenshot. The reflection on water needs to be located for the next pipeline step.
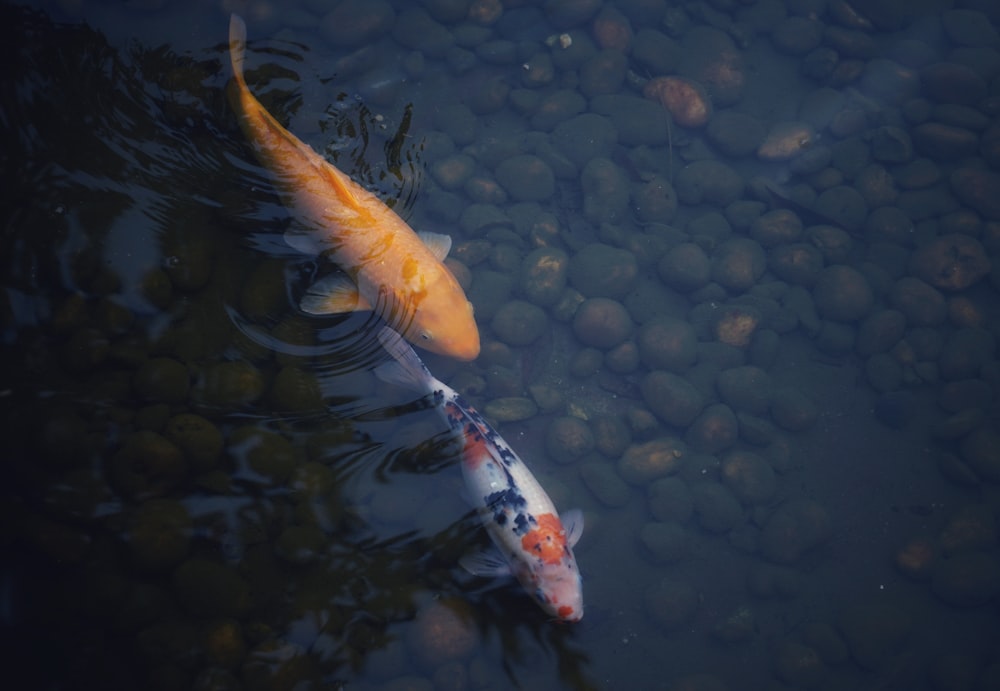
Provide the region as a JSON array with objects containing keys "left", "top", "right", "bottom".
[
  {"left": 4, "top": 1, "right": 1000, "bottom": 690},
  {"left": 1, "top": 5, "right": 594, "bottom": 689}
]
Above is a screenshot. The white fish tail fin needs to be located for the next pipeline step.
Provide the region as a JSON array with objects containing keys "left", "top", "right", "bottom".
[
  {"left": 374, "top": 327, "right": 434, "bottom": 393},
  {"left": 228, "top": 14, "right": 248, "bottom": 88}
]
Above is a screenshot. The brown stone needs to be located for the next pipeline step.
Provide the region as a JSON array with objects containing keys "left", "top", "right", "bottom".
[
  {"left": 921, "top": 62, "right": 988, "bottom": 105},
  {"left": 951, "top": 168, "right": 1000, "bottom": 220},
  {"left": 909, "top": 234, "right": 991, "bottom": 291},
  {"left": 643, "top": 76, "right": 712, "bottom": 128}
]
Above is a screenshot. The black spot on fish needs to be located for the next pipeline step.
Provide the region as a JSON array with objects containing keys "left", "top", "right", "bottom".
[
  {"left": 512, "top": 512, "right": 535, "bottom": 536},
  {"left": 485, "top": 488, "right": 526, "bottom": 525}
]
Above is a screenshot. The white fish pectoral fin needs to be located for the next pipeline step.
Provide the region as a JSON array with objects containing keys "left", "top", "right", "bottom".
[
  {"left": 561, "top": 508, "right": 584, "bottom": 547},
  {"left": 300, "top": 275, "right": 370, "bottom": 314},
  {"left": 459, "top": 548, "right": 512, "bottom": 578},
  {"left": 418, "top": 231, "right": 452, "bottom": 261},
  {"left": 373, "top": 326, "right": 436, "bottom": 392}
]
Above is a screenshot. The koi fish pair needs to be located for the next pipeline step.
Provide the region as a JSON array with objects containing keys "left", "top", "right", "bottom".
[
  {"left": 228, "top": 15, "right": 583, "bottom": 620},
  {"left": 375, "top": 327, "right": 584, "bottom": 622}
]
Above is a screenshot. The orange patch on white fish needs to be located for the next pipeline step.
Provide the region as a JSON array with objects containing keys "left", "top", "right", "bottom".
[
  {"left": 521, "top": 513, "right": 568, "bottom": 565},
  {"left": 227, "top": 14, "right": 480, "bottom": 361}
]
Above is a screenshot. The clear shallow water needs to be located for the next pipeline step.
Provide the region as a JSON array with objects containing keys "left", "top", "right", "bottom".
[{"left": 3, "top": 1, "right": 999, "bottom": 690}]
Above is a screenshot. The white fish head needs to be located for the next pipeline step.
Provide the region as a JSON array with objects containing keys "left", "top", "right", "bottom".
[{"left": 530, "top": 560, "right": 584, "bottom": 622}]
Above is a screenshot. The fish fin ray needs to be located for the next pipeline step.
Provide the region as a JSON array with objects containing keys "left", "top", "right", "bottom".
[
  {"left": 300, "top": 275, "right": 368, "bottom": 314},
  {"left": 228, "top": 14, "right": 248, "bottom": 87},
  {"left": 561, "top": 509, "right": 584, "bottom": 547},
  {"left": 459, "top": 549, "right": 511, "bottom": 578},
  {"left": 418, "top": 232, "right": 452, "bottom": 261},
  {"left": 373, "top": 327, "right": 433, "bottom": 391}
]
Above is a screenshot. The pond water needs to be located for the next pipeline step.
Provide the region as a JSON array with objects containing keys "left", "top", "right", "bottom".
[{"left": 3, "top": 1, "right": 1000, "bottom": 690}]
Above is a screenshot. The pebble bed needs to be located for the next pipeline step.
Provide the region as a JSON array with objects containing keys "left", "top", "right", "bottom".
[{"left": 3, "top": 0, "right": 1000, "bottom": 690}]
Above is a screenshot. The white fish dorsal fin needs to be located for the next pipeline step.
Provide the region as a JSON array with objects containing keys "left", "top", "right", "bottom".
[
  {"left": 459, "top": 548, "right": 511, "bottom": 578},
  {"left": 561, "top": 509, "right": 584, "bottom": 548},
  {"left": 300, "top": 275, "right": 368, "bottom": 314},
  {"left": 373, "top": 327, "right": 433, "bottom": 391},
  {"left": 419, "top": 231, "right": 452, "bottom": 261}
]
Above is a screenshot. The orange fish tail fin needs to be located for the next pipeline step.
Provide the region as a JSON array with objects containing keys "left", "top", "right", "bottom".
[{"left": 228, "top": 14, "right": 249, "bottom": 90}]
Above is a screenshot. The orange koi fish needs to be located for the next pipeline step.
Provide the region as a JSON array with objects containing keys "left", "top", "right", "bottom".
[
  {"left": 227, "top": 14, "right": 480, "bottom": 361},
  {"left": 375, "top": 327, "right": 584, "bottom": 621}
]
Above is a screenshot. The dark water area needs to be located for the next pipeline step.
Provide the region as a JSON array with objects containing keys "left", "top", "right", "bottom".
[{"left": 3, "top": 1, "right": 1000, "bottom": 690}]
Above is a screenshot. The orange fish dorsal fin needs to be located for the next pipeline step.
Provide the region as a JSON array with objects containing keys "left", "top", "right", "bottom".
[
  {"left": 299, "top": 275, "right": 370, "bottom": 314},
  {"left": 316, "top": 159, "right": 364, "bottom": 210}
]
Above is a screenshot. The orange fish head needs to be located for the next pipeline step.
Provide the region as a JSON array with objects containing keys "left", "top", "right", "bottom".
[{"left": 408, "top": 290, "right": 480, "bottom": 361}]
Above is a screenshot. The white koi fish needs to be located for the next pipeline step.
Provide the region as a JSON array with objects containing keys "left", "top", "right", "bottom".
[{"left": 374, "top": 328, "right": 584, "bottom": 622}]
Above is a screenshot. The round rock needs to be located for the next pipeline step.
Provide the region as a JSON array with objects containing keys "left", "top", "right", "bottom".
[
  {"left": 675, "top": 159, "right": 745, "bottom": 206},
  {"left": 637, "top": 316, "right": 698, "bottom": 372},
  {"left": 888, "top": 277, "right": 947, "bottom": 326},
  {"left": 706, "top": 110, "right": 767, "bottom": 157},
  {"left": 909, "top": 234, "right": 991, "bottom": 291},
  {"left": 711, "top": 238, "right": 766, "bottom": 293},
  {"left": 950, "top": 168, "right": 1000, "bottom": 220},
  {"left": 567, "top": 243, "right": 638, "bottom": 299},
  {"left": 573, "top": 297, "right": 633, "bottom": 350},
  {"left": 658, "top": 243, "right": 711, "bottom": 293},
  {"left": 813, "top": 265, "right": 874, "bottom": 322},
  {"left": 495, "top": 155, "right": 555, "bottom": 202},
  {"left": 491, "top": 300, "right": 548, "bottom": 346}
]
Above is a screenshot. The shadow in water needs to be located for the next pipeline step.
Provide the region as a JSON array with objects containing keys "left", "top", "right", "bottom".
[{"left": 0, "top": 5, "right": 596, "bottom": 689}]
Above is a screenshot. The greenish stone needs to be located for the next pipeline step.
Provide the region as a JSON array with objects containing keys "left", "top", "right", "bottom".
[
  {"left": 580, "top": 460, "right": 630, "bottom": 507},
  {"left": 128, "top": 498, "right": 192, "bottom": 571},
  {"left": 484, "top": 396, "right": 538, "bottom": 423},
  {"left": 528, "top": 384, "right": 564, "bottom": 413},
  {"left": 268, "top": 366, "right": 323, "bottom": 412},
  {"left": 227, "top": 426, "right": 298, "bottom": 485},
  {"left": 521, "top": 247, "right": 569, "bottom": 307},
  {"left": 491, "top": 299, "right": 548, "bottom": 347},
  {"left": 198, "top": 361, "right": 265, "bottom": 409},
  {"left": 164, "top": 413, "right": 223, "bottom": 472},
  {"left": 172, "top": 558, "right": 251, "bottom": 618},
  {"left": 111, "top": 430, "right": 187, "bottom": 500}
]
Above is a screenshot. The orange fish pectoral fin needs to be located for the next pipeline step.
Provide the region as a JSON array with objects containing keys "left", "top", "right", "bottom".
[
  {"left": 418, "top": 231, "right": 452, "bottom": 261},
  {"left": 300, "top": 275, "right": 371, "bottom": 314}
]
